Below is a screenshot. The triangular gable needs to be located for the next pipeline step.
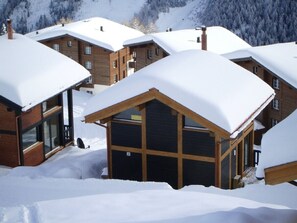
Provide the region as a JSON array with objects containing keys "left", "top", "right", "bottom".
[{"left": 85, "top": 88, "right": 230, "bottom": 138}]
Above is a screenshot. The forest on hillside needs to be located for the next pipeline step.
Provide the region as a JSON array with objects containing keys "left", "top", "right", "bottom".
[{"left": 1, "top": 0, "right": 297, "bottom": 46}]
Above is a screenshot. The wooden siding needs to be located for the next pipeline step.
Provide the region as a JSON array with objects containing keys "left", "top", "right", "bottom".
[
  {"left": 21, "top": 105, "right": 42, "bottom": 130},
  {"left": 0, "top": 134, "right": 19, "bottom": 167},
  {"left": 23, "top": 142, "right": 44, "bottom": 166},
  {"left": 111, "top": 150, "right": 142, "bottom": 181},
  {"left": 0, "top": 103, "right": 17, "bottom": 131},
  {"left": 131, "top": 43, "right": 168, "bottom": 71},
  {"left": 183, "top": 159, "right": 215, "bottom": 187},
  {"left": 146, "top": 100, "right": 177, "bottom": 153},
  {"left": 42, "top": 36, "right": 132, "bottom": 87},
  {"left": 221, "top": 155, "right": 230, "bottom": 189},
  {"left": 265, "top": 161, "right": 297, "bottom": 185},
  {"left": 183, "top": 130, "right": 215, "bottom": 157},
  {"left": 147, "top": 155, "right": 178, "bottom": 189},
  {"left": 236, "top": 60, "right": 297, "bottom": 131},
  {"left": 111, "top": 121, "right": 142, "bottom": 148}
]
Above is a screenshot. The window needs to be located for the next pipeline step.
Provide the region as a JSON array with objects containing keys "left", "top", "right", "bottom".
[
  {"left": 272, "top": 78, "right": 280, "bottom": 89},
  {"left": 155, "top": 47, "right": 160, "bottom": 56},
  {"left": 84, "top": 46, "right": 92, "bottom": 55},
  {"left": 114, "top": 108, "right": 141, "bottom": 122},
  {"left": 132, "top": 51, "right": 137, "bottom": 60},
  {"left": 243, "top": 133, "right": 251, "bottom": 171},
  {"left": 22, "top": 127, "right": 39, "bottom": 150},
  {"left": 114, "top": 74, "right": 118, "bottom": 83},
  {"left": 44, "top": 116, "right": 60, "bottom": 154},
  {"left": 85, "top": 76, "right": 93, "bottom": 84},
  {"left": 184, "top": 116, "right": 206, "bottom": 129},
  {"left": 112, "top": 60, "right": 118, "bottom": 68},
  {"left": 147, "top": 49, "right": 152, "bottom": 59},
  {"left": 271, "top": 119, "right": 278, "bottom": 127},
  {"left": 122, "top": 56, "right": 125, "bottom": 64},
  {"left": 123, "top": 70, "right": 126, "bottom": 78},
  {"left": 53, "top": 44, "right": 60, "bottom": 52},
  {"left": 67, "top": 40, "right": 72, "bottom": 47},
  {"left": 252, "top": 66, "right": 258, "bottom": 74},
  {"left": 85, "top": 61, "right": 92, "bottom": 70},
  {"left": 272, "top": 99, "right": 280, "bottom": 110}
]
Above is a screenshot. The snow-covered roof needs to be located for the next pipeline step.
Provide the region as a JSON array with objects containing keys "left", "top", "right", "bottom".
[
  {"left": 256, "top": 109, "right": 297, "bottom": 178},
  {"left": 84, "top": 50, "right": 274, "bottom": 137},
  {"left": 224, "top": 42, "right": 297, "bottom": 89},
  {"left": 0, "top": 33, "right": 90, "bottom": 111},
  {"left": 124, "top": 26, "right": 251, "bottom": 55},
  {"left": 26, "top": 17, "right": 143, "bottom": 52}
]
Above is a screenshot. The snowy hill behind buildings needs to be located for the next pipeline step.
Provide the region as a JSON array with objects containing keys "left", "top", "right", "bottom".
[{"left": 1, "top": 0, "right": 297, "bottom": 46}]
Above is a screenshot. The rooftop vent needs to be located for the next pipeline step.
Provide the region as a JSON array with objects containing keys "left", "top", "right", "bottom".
[{"left": 100, "top": 26, "right": 104, "bottom": 32}]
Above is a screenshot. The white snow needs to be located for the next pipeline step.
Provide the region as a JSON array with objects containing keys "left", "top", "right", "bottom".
[
  {"left": 0, "top": 90, "right": 296, "bottom": 222},
  {"left": 0, "top": 33, "right": 90, "bottom": 111},
  {"left": 256, "top": 109, "right": 297, "bottom": 178},
  {"left": 224, "top": 42, "right": 297, "bottom": 89},
  {"left": 26, "top": 17, "right": 144, "bottom": 52},
  {"left": 84, "top": 50, "right": 274, "bottom": 136},
  {"left": 125, "top": 26, "right": 251, "bottom": 55}
]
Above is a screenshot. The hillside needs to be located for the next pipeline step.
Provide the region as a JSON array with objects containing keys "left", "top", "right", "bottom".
[{"left": 0, "top": 0, "right": 297, "bottom": 45}]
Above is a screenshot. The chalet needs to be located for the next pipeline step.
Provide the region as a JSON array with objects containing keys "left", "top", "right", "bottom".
[
  {"left": 26, "top": 17, "right": 143, "bottom": 94},
  {"left": 84, "top": 50, "right": 275, "bottom": 189},
  {"left": 256, "top": 109, "right": 297, "bottom": 185},
  {"left": 224, "top": 42, "right": 297, "bottom": 143},
  {"left": 0, "top": 21, "right": 90, "bottom": 167},
  {"left": 124, "top": 26, "right": 251, "bottom": 71}
]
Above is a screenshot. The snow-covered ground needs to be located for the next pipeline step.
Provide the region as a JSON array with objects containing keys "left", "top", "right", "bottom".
[{"left": 0, "top": 90, "right": 296, "bottom": 223}]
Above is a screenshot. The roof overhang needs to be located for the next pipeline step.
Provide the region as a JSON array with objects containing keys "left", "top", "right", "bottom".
[{"left": 84, "top": 88, "right": 231, "bottom": 138}]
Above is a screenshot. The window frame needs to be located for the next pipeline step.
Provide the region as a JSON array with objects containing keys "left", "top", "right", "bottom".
[
  {"left": 53, "top": 43, "right": 60, "bottom": 52},
  {"left": 85, "top": 61, "right": 92, "bottom": 70},
  {"left": 272, "top": 78, "right": 280, "bottom": 90},
  {"left": 84, "top": 46, "right": 92, "bottom": 55},
  {"left": 272, "top": 99, "right": 280, "bottom": 110}
]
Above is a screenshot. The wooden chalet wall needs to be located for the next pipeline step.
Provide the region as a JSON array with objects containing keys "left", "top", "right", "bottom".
[
  {"left": 236, "top": 60, "right": 297, "bottom": 131},
  {"left": 41, "top": 36, "right": 131, "bottom": 88},
  {"left": 0, "top": 103, "right": 19, "bottom": 167},
  {"left": 0, "top": 91, "right": 74, "bottom": 167},
  {"left": 107, "top": 99, "right": 254, "bottom": 189},
  {"left": 131, "top": 43, "right": 168, "bottom": 71}
]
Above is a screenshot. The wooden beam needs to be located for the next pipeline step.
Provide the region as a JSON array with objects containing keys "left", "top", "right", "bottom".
[
  {"left": 177, "top": 113, "right": 183, "bottom": 189},
  {"left": 85, "top": 90, "right": 156, "bottom": 123},
  {"left": 264, "top": 161, "right": 297, "bottom": 185},
  {"left": 141, "top": 108, "right": 147, "bottom": 181}
]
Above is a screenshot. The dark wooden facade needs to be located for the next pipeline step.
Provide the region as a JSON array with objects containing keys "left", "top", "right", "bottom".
[
  {"left": 234, "top": 60, "right": 297, "bottom": 142},
  {"left": 129, "top": 43, "right": 169, "bottom": 72},
  {"left": 85, "top": 89, "right": 254, "bottom": 189},
  {"left": 40, "top": 35, "right": 132, "bottom": 90},
  {"left": 0, "top": 90, "right": 74, "bottom": 167}
]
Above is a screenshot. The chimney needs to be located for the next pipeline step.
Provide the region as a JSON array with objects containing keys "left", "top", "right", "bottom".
[
  {"left": 100, "top": 26, "right": 104, "bottom": 32},
  {"left": 201, "top": 25, "right": 207, "bottom": 51},
  {"left": 7, "top": 19, "right": 13, "bottom": 40}
]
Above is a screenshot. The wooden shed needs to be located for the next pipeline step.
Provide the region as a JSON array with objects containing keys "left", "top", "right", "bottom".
[
  {"left": 84, "top": 50, "right": 274, "bottom": 189},
  {"left": 0, "top": 30, "right": 90, "bottom": 167}
]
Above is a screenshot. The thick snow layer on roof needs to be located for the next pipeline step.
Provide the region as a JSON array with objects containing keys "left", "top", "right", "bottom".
[
  {"left": 256, "top": 109, "right": 297, "bottom": 178},
  {"left": 124, "top": 26, "right": 251, "bottom": 55},
  {"left": 26, "top": 17, "right": 143, "bottom": 52},
  {"left": 84, "top": 50, "right": 274, "bottom": 135},
  {"left": 224, "top": 42, "right": 297, "bottom": 89},
  {"left": 0, "top": 34, "right": 90, "bottom": 111}
]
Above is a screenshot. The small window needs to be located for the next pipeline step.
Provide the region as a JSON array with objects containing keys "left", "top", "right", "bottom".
[
  {"left": 85, "top": 46, "right": 92, "bottom": 55},
  {"left": 122, "top": 56, "right": 125, "bottom": 64},
  {"left": 123, "top": 70, "right": 126, "bottom": 78},
  {"left": 85, "top": 76, "right": 93, "bottom": 84},
  {"left": 85, "top": 61, "right": 92, "bottom": 70},
  {"left": 271, "top": 119, "right": 278, "bottom": 127},
  {"left": 114, "top": 108, "right": 141, "bottom": 122},
  {"left": 112, "top": 60, "right": 118, "bottom": 68},
  {"left": 53, "top": 44, "right": 60, "bottom": 52},
  {"left": 147, "top": 49, "right": 152, "bottom": 59},
  {"left": 67, "top": 40, "right": 72, "bottom": 47},
  {"left": 184, "top": 116, "right": 206, "bottom": 129},
  {"left": 114, "top": 74, "right": 118, "bottom": 83},
  {"left": 272, "top": 99, "right": 280, "bottom": 110},
  {"left": 252, "top": 66, "right": 258, "bottom": 74},
  {"left": 132, "top": 51, "right": 137, "bottom": 59},
  {"left": 272, "top": 78, "right": 280, "bottom": 90}
]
